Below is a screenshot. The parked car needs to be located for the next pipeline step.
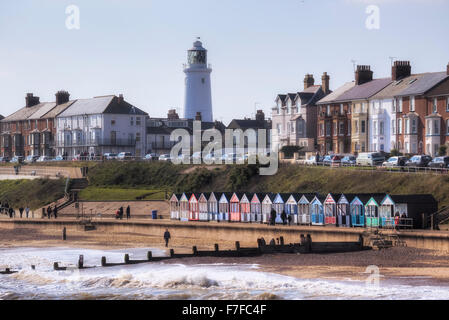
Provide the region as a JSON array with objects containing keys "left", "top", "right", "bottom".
[
  {"left": 10, "top": 156, "right": 24, "bottom": 164},
  {"left": 356, "top": 152, "right": 386, "bottom": 166},
  {"left": 428, "top": 156, "right": 449, "bottom": 168},
  {"left": 37, "top": 156, "right": 53, "bottom": 162},
  {"left": 104, "top": 153, "right": 118, "bottom": 160},
  {"left": 143, "top": 154, "right": 156, "bottom": 161},
  {"left": 304, "top": 155, "right": 319, "bottom": 165},
  {"left": 0, "top": 157, "right": 10, "bottom": 163},
  {"left": 330, "top": 155, "right": 342, "bottom": 166},
  {"left": 322, "top": 155, "right": 333, "bottom": 166},
  {"left": 52, "top": 155, "right": 64, "bottom": 162},
  {"left": 406, "top": 155, "right": 432, "bottom": 167},
  {"left": 158, "top": 154, "right": 171, "bottom": 161},
  {"left": 117, "top": 152, "right": 133, "bottom": 161},
  {"left": 382, "top": 156, "right": 408, "bottom": 167},
  {"left": 25, "top": 155, "right": 39, "bottom": 164},
  {"left": 341, "top": 155, "right": 356, "bottom": 166}
]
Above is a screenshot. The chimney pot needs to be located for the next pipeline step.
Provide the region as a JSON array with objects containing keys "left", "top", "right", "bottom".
[
  {"left": 321, "top": 72, "right": 330, "bottom": 94},
  {"left": 255, "top": 109, "right": 265, "bottom": 121},
  {"left": 55, "top": 90, "right": 70, "bottom": 105},
  {"left": 392, "top": 60, "right": 412, "bottom": 81},
  {"left": 355, "top": 65, "right": 373, "bottom": 85},
  {"left": 304, "top": 74, "right": 315, "bottom": 90}
]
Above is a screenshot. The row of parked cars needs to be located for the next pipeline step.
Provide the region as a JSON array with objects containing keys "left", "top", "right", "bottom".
[
  {"left": 305, "top": 152, "right": 449, "bottom": 169},
  {"left": 142, "top": 152, "right": 251, "bottom": 163}
]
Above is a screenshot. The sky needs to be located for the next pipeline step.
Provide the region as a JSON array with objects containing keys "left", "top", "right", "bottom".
[{"left": 0, "top": 0, "right": 449, "bottom": 124}]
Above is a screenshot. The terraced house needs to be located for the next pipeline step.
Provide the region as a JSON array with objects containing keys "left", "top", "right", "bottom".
[
  {"left": 55, "top": 94, "right": 148, "bottom": 158},
  {"left": 271, "top": 73, "right": 330, "bottom": 152},
  {"left": 0, "top": 91, "right": 74, "bottom": 158},
  {"left": 369, "top": 62, "right": 449, "bottom": 156}
]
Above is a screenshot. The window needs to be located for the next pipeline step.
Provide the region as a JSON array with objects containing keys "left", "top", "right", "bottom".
[
  {"left": 433, "top": 98, "right": 438, "bottom": 113},
  {"left": 355, "top": 121, "right": 359, "bottom": 134},
  {"left": 287, "top": 123, "right": 291, "bottom": 134},
  {"left": 446, "top": 119, "right": 449, "bottom": 134},
  {"left": 111, "top": 120, "right": 116, "bottom": 126},
  {"left": 333, "top": 122, "right": 337, "bottom": 135},
  {"left": 434, "top": 120, "right": 440, "bottom": 135},
  {"left": 339, "top": 121, "right": 344, "bottom": 135},
  {"left": 319, "top": 123, "right": 324, "bottom": 136},
  {"left": 277, "top": 124, "right": 281, "bottom": 134},
  {"left": 392, "top": 99, "right": 396, "bottom": 112},
  {"left": 136, "top": 132, "right": 141, "bottom": 142},
  {"left": 379, "top": 121, "right": 384, "bottom": 135},
  {"left": 201, "top": 78, "right": 205, "bottom": 84},
  {"left": 411, "top": 119, "right": 417, "bottom": 134},
  {"left": 361, "top": 120, "right": 366, "bottom": 134},
  {"left": 398, "top": 119, "right": 402, "bottom": 134},
  {"left": 399, "top": 98, "right": 403, "bottom": 112},
  {"left": 405, "top": 118, "right": 409, "bottom": 134},
  {"left": 340, "top": 104, "right": 344, "bottom": 115},
  {"left": 130, "top": 117, "right": 134, "bottom": 126},
  {"left": 326, "top": 122, "right": 331, "bottom": 136},
  {"left": 347, "top": 120, "right": 351, "bottom": 135},
  {"left": 392, "top": 120, "right": 396, "bottom": 135},
  {"left": 292, "top": 122, "right": 296, "bottom": 133},
  {"left": 373, "top": 121, "right": 377, "bottom": 135},
  {"left": 287, "top": 100, "right": 292, "bottom": 114},
  {"left": 446, "top": 98, "right": 449, "bottom": 112},
  {"left": 410, "top": 96, "right": 415, "bottom": 112},
  {"left": 327, "top": 105, "right": 330, "bottom": 116},
  {"left": 136, "top": 117, "right": 141, "bottom": 126}
]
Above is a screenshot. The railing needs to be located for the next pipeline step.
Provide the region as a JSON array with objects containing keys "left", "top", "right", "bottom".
[
  {"left": 55, "top": 138, "right": 136, "bottom": 147},
  {"left": 151, "top": 141, "right": 177, "bottom": 149}
]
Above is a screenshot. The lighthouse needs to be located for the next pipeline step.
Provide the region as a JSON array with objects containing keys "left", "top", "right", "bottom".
[{"left": 183, "top": 38, "right": 213, "bottom": 122}]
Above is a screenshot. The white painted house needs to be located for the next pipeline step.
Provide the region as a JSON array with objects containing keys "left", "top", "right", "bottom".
[{"left": 55, "top": 95, "right": 147, "bottom": 158}]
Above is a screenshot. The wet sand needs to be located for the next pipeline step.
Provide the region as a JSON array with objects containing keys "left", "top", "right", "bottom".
[{"left": 2, "top": 225, "right": 449, "bottom": 284}]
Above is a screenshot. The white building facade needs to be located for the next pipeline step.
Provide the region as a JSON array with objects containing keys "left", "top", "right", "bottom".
[{"left": 55, "top": 95, "right": 147, "bottom": 158}]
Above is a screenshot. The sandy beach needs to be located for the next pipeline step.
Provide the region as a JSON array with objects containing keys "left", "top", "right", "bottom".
[{"left": 2, "top": 224, "right": 449, "bottom": 286}]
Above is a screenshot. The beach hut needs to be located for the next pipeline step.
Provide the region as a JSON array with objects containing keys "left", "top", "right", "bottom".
[
  {"left": 349, "top": 195, "right": 367, "bottom": 227},
  {"left": 285, "top": 194, "right": 300, "bottom": 224},
  {"left": 262, "top": 193, "right": 275, "bottom": 224},
  {"left": 380, "top": 195, "right": 396, "bottom": 228},
  {"left": 364, "top": 195, "right": 385, "bottom": 228},
  {"left": 387, "top": 195, "right": 438, "bottom": 229},
  {"left": 198, "top": 193, "right": 210, "bottom": 221},
  {"left": 337, "top": 194, "right": 351, "bottom": 227},
  {"left": 218, "top": 193, "right": 232, "bottom": 222},
  {"left": 298, "top": 194, "right": 314, "bottom": 225},
  {"left": 273, "top": 193, "right": 288, "bottom": 224},
  {"left": 169, "top": 194, "right": 180, "bottom": 220},
  {"left": 250, "top": 193, "right": 264, "bottom": 223},
  {"left": 189, "top": 193, "right": 200, "bottom": 221},
  {"left": 207, "top": 192, "right": 218, "bottom": 222},
  {"left": 179, "top": 193, "right": 191, "bottom": 222},
  {"left": 230, "top": 193, "right": 242, "bottom": 222},
  {"left": 310, "top": 195, "right": 325, "bottom": 226},
  {"left": 239, "top": 193, "right": 251, "bottom": 222},
  {"left": 324, "top": 193, "right": 338, "bottom": 225}
]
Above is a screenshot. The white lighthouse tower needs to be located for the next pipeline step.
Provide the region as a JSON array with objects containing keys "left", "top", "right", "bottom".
[{"left": 183, "top": 38, "right": 213, "bottom": 122}]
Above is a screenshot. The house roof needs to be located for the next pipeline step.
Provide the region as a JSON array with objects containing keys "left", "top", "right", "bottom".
[
  {"left": 371, "top": 72, "right": 449, "bottom": 100},
  {"left": 2, "top": 103, "right": 45, "bottom": 122},
  {"left": 227, "top": 119, "right": 270, "bottom": 130},
  {"left": 58, "top": 95, "right": 147, "bottom": 117},
  {"left": 335, "top": 78, "right": 392, "bottom": 102},
  {"left": 42, "top": 101, "right": 76, "bottom": 119},
  {"left": 317, "top": 82, "right": 355, "bottom": 105},
  {"left": 302, "top": 85, "right": 321, "bottom": 94}
]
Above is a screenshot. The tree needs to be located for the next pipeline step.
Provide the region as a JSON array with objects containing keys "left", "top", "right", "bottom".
[{"left": 439, "top": 145, "right": 448, "bottom": 156}]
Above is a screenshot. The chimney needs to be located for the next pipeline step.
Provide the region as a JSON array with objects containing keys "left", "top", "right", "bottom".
[
  {"left": 321, "top": 72, "right": 330, "bottom": 94},
  {"left": 25, "top": 93, "right": 40, "bottom": 108},
  {"left": 355, "top": 65, "right": 373, "bottom": 85},
  {"left": 167, "top": 109, "right": 179, "bottom": 120},
  {"left": 118, "top": 94, "right": 124, "bottom": 104},
  {"left": 392, "top": 61, "right": 411, "bottom": 81},
  {"left": 55, "top": 90, "right": 70, "bottom": 105},
  {"left": 255, "top": 110, "right": 265, "bottom": 121},
  {"left": 195, "top": 112, "right": 202, "bottom": 121},
  {"left": 304, "top": 74, "right": 315, "bottom": 90}
]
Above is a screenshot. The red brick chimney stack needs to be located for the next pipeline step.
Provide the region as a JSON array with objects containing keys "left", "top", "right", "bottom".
[
  {"left": 321, "top": 72, "right": 330, "bottom": 94},
  {"left": 355, "top": 65, "right": 373, "bottom": 85},
  {"left": 392, "top": 61, "right": 411, "bottom": 81},
  {"left": 304, "top": 74, "right": 315, "bottom": 90},
  {"left": 55, "top": 90, "right": 70, "bottom": 105},
  {"left": 25, "top": 93, "right": 40, "bottom": 108}
]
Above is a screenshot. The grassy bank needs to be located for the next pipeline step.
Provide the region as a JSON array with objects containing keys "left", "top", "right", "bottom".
[
  {"left": 79, "top": 187, "right": 166, "bottom": 201},
  {"left": 85, "top": 162, "right": 449, "bottom": 208},
  {"left": 0, "top": 179, "right": 66, "bottom": 209}
]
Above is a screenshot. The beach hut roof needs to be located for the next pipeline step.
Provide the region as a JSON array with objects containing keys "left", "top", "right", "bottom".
[
  {"left": 274, "top": 193, "right": 289, "bottom": 203},
  {"left": 208, "top": 192, "right": 218, "bottom": 202},
  {"left": 365, "top": 194, "right": 387, "bottom": 206},
  {"left": 181, "top": 193, "right": 193, "bottom": 201},
  {"left": 251, "top": 192, "right": 267, "bottom": 203}
]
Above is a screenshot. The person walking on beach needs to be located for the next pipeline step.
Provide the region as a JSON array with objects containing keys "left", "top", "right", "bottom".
[
  {"left": 126, "top": 205, "right": 131, "bottom": 220},
  {"left": 163, "top": 229, "right": 171, "bottom": 247},
  {"left": 19, "top": 207, "right": 24, "bottom": 219},
  {"left": 119, "top": 206, "right": 124, "bottom": 220},
  {"left": 25, "top": 206, "right": 30, "bottom": 219}
]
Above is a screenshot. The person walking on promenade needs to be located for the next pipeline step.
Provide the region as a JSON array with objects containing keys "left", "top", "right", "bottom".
[
  {"left": 115, "top": 209, "right": 120, "bottom": 220},
  {"left": 25, "top": 206, "right": 30, "bottom": 219},
  {"left": 8, "top": 207, "right": 13, "bottom": 219},
  {"left": 47, "top": 206, "right": 52, "bottom": 219},
  {"left": 119, "top": 207, "right": 124, "bottom": 220},
  {"left": 126, "top": 205, "right": 131, "bottom": 220},
  {"left": 53, "top": 206, "right": 58, "bottom": 219},
  {"left": 287, "top": 214, "right": 292, "bottom": 226},
  {"left": 163, "top": 229, "right": 171, "bottom": 247},
  {"left": 19, "top": 207, "right": 24, "bottom": 219},
  {"left": 281, "top": 210, "right": 287, "bottom": 225},
  {"left": 270, "top": 209, "right": 276, "bottom": 226}
]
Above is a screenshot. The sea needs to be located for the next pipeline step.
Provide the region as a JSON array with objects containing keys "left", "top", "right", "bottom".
[{"left": 1, "top": 247, "right": 449, "bottom": 300}]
